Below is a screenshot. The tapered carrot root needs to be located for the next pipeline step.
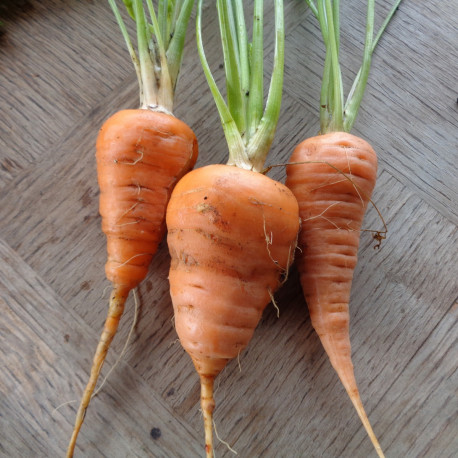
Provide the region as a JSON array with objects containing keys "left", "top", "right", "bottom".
[
  {"left": 67, "top": 286, "right": 129, "bottom": 458},
  {"left": 319, "top": 335, "right": 384, "bottom": 457},
  {"left": 67, "top": 109, "right": 197, "bottom": 456},
  {"left": 286, "top": 131, "right": 384, "bottom": 457},
  {"left": 200, "top": 375, "right": 215, "bottom": 457},
  {"left": 167, "top": 164, "right": 300, "bottom": 457}
]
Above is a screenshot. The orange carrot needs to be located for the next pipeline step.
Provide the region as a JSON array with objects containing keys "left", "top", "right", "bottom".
[
  {"left": 67, "top": 1, "right": 196, "bottom": 456},
  {"left": 285, "top": 1, "right": 401, "bottom": 456},
  {"left": 97, "top": 109, "right": 198, "bottom": 290},
  {"left": 168, "top": 164, "right": 299, "bottom": 456},
  {"left": 167, "top": 1, "right": 297, "bottom": 456},
  {"left": 286, "top": 131, "right": 380, "bottom": 453}
]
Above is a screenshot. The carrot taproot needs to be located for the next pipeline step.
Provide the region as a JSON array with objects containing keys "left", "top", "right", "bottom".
[
  {"left": 167, "top": 164, "right": 299, "bottom": 455},
  {"left": 286, "top": 131, "right": 380, "bottom": 452},
  {"left": 285, "top": 1, "right": 402, "bottom": 457},
  {"left": 166, "top": 1, "right": 298, "bottom": 456},
  {"left": 67, "top": 1, "right": 197, "bottom": 456}
]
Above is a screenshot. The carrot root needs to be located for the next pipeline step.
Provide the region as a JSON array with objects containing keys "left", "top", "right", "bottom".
[
  {"left": 286, "top": 132, "right": 384, "bottom": 456},
  {"left": 66, "top": 285, "right": 129, "bottom": 458},
  {"left": 67, "top": 109, "right": 197, "bottom": 454},
  {"left": 350, "top": 395, "right": 385, "bottom": 458},
  {"left": 201, "top": 375, "right": 216, "bottom": 458},
  {"left": 167, "top": 164, "right": 300, "bottom": 455},
  {"left": 322, "top": 337, "right": 385, "bottom": 458}
]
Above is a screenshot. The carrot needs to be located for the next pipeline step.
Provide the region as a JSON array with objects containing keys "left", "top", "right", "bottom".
[
  {"left": 167, "top": 163, "right": 299, "bottom": 455},
  {"left": 167, "top": 1, "right": 299, "bottom": 456},
  {"left": 96, "top": 109, "right": 198, "bottom": 289},
  {"left": 67, "top": 1, "right": 197, "bottom": 456},
  {"left": 285, "top": 1, "right": 402, "bottom": 457},
  {"left": 287, "top": 131, "right": 380, "bottom": 451}
]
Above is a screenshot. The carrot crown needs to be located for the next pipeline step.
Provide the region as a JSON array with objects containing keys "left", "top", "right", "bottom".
[
  {"left": 108, "top": 0, "right": 195, "bottom": 113},
  {"left": 305, "top": 0, "right": 402, "bottom": 133},
  {"left": 197, "top": 0, "right": 284, "bottom": 173}
]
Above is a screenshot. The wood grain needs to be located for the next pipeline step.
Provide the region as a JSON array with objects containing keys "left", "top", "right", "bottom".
[{"left": 0, "top": 1, "right": 457, "bottom": 457}]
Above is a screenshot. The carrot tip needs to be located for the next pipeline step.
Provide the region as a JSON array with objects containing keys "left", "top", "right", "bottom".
[
  {"left": 200, "top": 375, "right": 215, "bottom": 458},
  {"left": 67, "top": 286, "right": 129, "bottom": 457}
]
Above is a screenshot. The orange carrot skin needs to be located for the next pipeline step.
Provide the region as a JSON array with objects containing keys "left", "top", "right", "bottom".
[
  {"left": 285, "top": 132, "right": 386, "bottom": 456},
  {"left": 167, "top": 164, "right": 300, "bottom": 378},
  {"left": 285, "top": 131, "right": 377, "bottom": 347},
  {"left": 96, "top": 109, "right": 198, "bottom": 289},
  {"left": 67, "top": 109, "right": 198, "bottom": 457}
]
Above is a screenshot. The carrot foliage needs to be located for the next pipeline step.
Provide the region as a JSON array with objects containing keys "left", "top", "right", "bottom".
[
  {"left": 196, "top": 0, "right": 285, "bottom": 172},
  {"left": 108, "top": 0, "right": 195, "bottom": 111},
  {"left": 304, "top": 0, "right": 402, "bottom": 133}
]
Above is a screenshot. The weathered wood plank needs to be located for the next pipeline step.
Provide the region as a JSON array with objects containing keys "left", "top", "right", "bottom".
[
  {"left": 351, "top": 299, "right": 458, "bottom": 458},
  {"left": 0, "top": 0, "right": 134, "bottom": 188},
  {"left": 0, "top": 238, "right": 202, "bottom": 457}
]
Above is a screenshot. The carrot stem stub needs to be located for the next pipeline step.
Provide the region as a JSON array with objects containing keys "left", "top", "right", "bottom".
[
  {"left": 286, "top": 131, "right": 383, "bottom": 457},
  {"left": 167, "top": 164, "right": 300, "bottom": 457}
]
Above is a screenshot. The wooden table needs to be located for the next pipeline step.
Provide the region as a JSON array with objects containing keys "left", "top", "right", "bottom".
[{"left": 1, "top": 1, "right": 456, "bottom": 457}]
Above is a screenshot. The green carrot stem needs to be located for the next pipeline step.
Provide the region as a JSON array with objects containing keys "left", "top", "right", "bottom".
[
  {"left": 344, "top": 0, "right": 402, "bottom": 122},
  {"left": 246, "top": 0, "right": 264, "bottom": 142},
  {"left": 196, "top": 0, "right": 284, "bottom": 172},
  {"left": 233, "top": 0, "right": 250, "bottom": 113},
  {"left": 320, "top": 52, "right": 332, "bottom": 134},
  {"left": 109, "top": 0, "right": 194, "bottom": 112},
  {"left": 305, "top": 0, "right": 318, "bottom": 18},
  {"left": 310, "top": 0, "right": 402, "bottom": 133},
  {"left": 332, "top": 0, "right": 340, "bottom": 55},
  {"left": 323, "top": 0, "right": 343, "bottom": 131},
  {"left": 342, "top": 0, "right": 374, "bottom": 132},
  {"left": 217, "top": 0, "right": 245, "bottom": 133},
  {"left": 108, "top": 0, "right": 143, "bottom": 105},
  {"left": 134, "top": 0, "right": 159, "bottom": 109},
  {"left": 158, "top": 0, "right": 168, "bottom": 47},
  {"left": 196, "top": 0, "right": 246, "bottom": 167},
  {"left": 166, "top": 0, "right": 195, "bottom": 88},
  {"left": 144, "top": 0, "right": 174, "bottom": 111},
  {"left": 246, "top": 0, "right": 284, "bottom": 171}
]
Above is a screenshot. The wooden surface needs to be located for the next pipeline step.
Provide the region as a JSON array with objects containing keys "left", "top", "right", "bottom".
[{"left": 1, "top": 1, "right": 457, "bottom": 457}]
